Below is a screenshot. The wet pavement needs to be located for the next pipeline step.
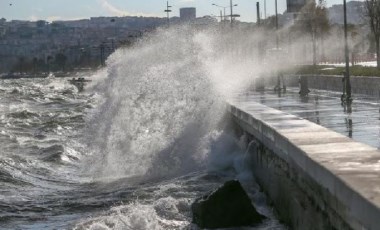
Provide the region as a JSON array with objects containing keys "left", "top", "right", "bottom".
[
  {"left": 240, "top": 88, "right": 380, "bottom": 149},
  {"left": 229, "top": 88, "right": 380, "bottom": 229}
]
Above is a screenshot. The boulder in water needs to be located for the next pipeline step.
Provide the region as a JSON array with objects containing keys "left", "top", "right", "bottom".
[{"left": 191, "top": 180, "right": 265, "bottom": 229}]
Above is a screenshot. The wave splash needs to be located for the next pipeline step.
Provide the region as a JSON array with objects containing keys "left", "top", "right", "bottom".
[
  {"left": 84, "top": 26, "right": 241, "bottom": 181},
  {"left": 75, "top": 25, "right": 285, "bottom": 230}
]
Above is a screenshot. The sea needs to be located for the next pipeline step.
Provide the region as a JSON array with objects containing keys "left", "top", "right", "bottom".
[{"left": 0, "top": 26, "right": 286, "bottom": 229}]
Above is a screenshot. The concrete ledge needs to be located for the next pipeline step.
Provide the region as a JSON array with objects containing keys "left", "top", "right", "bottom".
[{"left": 229, "top": 100, "right": 380, "bottom": 230}]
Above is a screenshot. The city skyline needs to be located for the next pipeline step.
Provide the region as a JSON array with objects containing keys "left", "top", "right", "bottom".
[{"left": 0, "top": 0, "right": 364, "bottom": 23}]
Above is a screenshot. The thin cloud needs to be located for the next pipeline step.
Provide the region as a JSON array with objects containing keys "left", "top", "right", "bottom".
[
  {"left": 101, "top": 0, "right": 128, "bottom": 16},
  {"left": 100, "top": 0, "right": 160, "bottom": 17}
]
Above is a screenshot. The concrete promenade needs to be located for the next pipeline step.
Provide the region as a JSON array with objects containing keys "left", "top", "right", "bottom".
[
  {"left": 246, "top": 88, "right": 380, "bottom": 149},
  {"left": 229, "top": 89, "right": 380, "bottom": 229}
]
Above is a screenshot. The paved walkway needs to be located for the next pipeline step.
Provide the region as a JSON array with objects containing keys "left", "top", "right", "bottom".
[
  {"left": 229, "top": 91, "right": 380, "bottom": 230},
  {"left": 240, "top": 88, "right": 380, "bottom": 149}
]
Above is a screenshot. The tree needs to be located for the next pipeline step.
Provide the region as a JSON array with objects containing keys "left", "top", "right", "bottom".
[
  {"left": 293, "top": 0, "right": 330, "bottom": 66},
  {"left": 365, "top": 0, "right": 380, "bottom": 69}
]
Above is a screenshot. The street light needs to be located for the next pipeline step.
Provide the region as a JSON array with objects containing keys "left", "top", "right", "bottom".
[
  {"left": 275, "top": 0, "right": 278, "bottom": 49},
  {"left": 256, "top": 2, "right": 260, "bottom": 25},
  {"left": 229, "top": 0, "right": 237, "bottom": 27},
  {"left": 273, "top": 0, "right": 285, "bottom": 92},
  {"left": 343, "top": 0, "right": 352, "bottom": 103},
  {"left": 212, "top": 4, "right": 227, "bottom": 23},
  {"left": 164, "top": 1, "right": 172, "bottom": 27},
  {"left": 212, "top": 3, "right": 238, "bottom": 25}
]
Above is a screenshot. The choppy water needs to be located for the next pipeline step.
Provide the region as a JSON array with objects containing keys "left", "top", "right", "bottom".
[{"left": 0, "top": 26, "right": 286, "bottom": 229}]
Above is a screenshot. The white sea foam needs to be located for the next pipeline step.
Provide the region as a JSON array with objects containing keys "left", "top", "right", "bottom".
[{"left": 74, "top": 199, "right": 190, "bottom": 230}]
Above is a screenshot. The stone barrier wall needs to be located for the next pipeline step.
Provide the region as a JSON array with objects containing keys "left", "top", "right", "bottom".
[
  {"left": 228, "top": 101, "right": 380, "bottom": 230},
  {"left": 271, "top": 75, "right": 380, "bottom": 97}
]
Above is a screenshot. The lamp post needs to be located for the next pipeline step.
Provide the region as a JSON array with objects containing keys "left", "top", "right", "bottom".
[
  {"left": 212, "top": 4, "right": 227, "bottom": 25},
  {"left": 212, "top": 2, "right": 237, "bottom": 26},
  {"left": 343, "top": 0, "right": 352, "bottom": 103},
  {"left": 273, "top": 0, "right": 282, "bottom": 92},
  {"left": 275, "top": 0, "right": 278, "bottom": 49},
  {"left": 230, "top": 0, "right": 233, "bottom": 26},
  {"left": 164, "top": 1, "right": 172, "bottom": 27},
  {"left": 229, "top": 0, "right": 239, "bottom": 27},
  {"left": 256, "top": 2, "right": 261, "bottom": 25}
]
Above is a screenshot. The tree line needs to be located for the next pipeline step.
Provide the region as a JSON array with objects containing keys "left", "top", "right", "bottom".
[{"left": 258, "top": 0, "right": 380, "bottom": 69}]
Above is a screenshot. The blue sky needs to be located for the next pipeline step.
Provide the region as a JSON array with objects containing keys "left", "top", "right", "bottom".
[{"left": 0, "top": 0, "right": 363, "bottom": 22}]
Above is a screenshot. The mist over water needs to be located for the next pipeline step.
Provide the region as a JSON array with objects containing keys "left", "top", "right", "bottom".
[{"left": 0, "top": 25, "right": 286, "bottom": 229}]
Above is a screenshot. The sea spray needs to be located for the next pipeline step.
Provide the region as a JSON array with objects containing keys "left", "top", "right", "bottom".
[
  {"left": 84, "top": 26, "right": 228, "bottom": 180},
  {"left": 74, "top": 25, "right": 286, "bottom": 229}
]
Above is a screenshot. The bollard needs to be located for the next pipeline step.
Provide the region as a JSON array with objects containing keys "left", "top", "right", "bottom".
[
  {"left": 341, "top": 72, "right": 346, "bottom": 102},
  {"left": 274, "top": 73, "right": 286, "bottom": 92},
  {"left": 299, "top": 76, "right": 310, "bottom": 96},
  {"left": 341, "top": 71, "right": 351, "bottom": 103}
]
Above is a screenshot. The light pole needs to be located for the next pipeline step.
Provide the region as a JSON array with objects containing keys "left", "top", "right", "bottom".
[
  {"left": 343, "top": 0, "right": 352, "bottom": 103},
  {"left": 273, "top": 0, "right": 284, "bottom": 92},
  {"left": 164, "top": 1, "right": 172, "bottom": 27},
  {"left": 229, "top": 0, "right": 239, "bottom": 27},
  {"left": 212, "top": 3, "right": 237, "bottom": 26},
  {"left": 275, "top": 0, "right": 278, "bottom": 49},
  {"left": 230, "top": 0, "right": 233, "bottom": 26},
  {"left": 256, "top": 2, "right": 260, "bottom": 25},
  {"left": 212, "top": 4, "right": 227, "bottom": 25}
]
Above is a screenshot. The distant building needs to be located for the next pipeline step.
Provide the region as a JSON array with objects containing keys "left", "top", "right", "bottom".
[
  {"left": 286, "top": 0, "right": 311, "bottom": 12},
  {"left": 0, "top": 18, "right": 6, "bottom": 37},
  {"left": 328, "top": 1, "right": 366, "bottom": 25},
  {"left": 180, "top": 8, "right": 196, "bottom": 21},
  {"left": 0, "top": 16, "right": 167, "bottom": 73}
]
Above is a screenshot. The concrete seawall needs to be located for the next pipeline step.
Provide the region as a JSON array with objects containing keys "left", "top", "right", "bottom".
[
  {"left": 229, "top": 99, "right": 380, "bottom": 230},
  {"left": 267, "top": 75, "right": 380, "bottom": 98}
]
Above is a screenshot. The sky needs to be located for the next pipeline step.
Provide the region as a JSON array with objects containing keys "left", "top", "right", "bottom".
[{"left": 0, "top": 0, "right": 364, "bottom": 23}]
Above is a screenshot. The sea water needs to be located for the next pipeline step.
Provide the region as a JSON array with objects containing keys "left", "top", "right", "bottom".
[{"left": 0, "top": 25, "right": 286, "bottom": 229}]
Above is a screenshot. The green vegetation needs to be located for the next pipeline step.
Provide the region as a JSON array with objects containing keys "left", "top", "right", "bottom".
[{"left": 287, "top": 65, "right": 380, "bottom": 77}]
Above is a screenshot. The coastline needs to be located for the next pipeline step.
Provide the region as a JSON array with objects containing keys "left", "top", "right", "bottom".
[{"left": 0, "top": 67, "right": 99, "bottom": 80}]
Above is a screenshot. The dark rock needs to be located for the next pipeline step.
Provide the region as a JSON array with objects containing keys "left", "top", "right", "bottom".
[{"left": 191, "top": 180, "right": 266, "bottom": 229}]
